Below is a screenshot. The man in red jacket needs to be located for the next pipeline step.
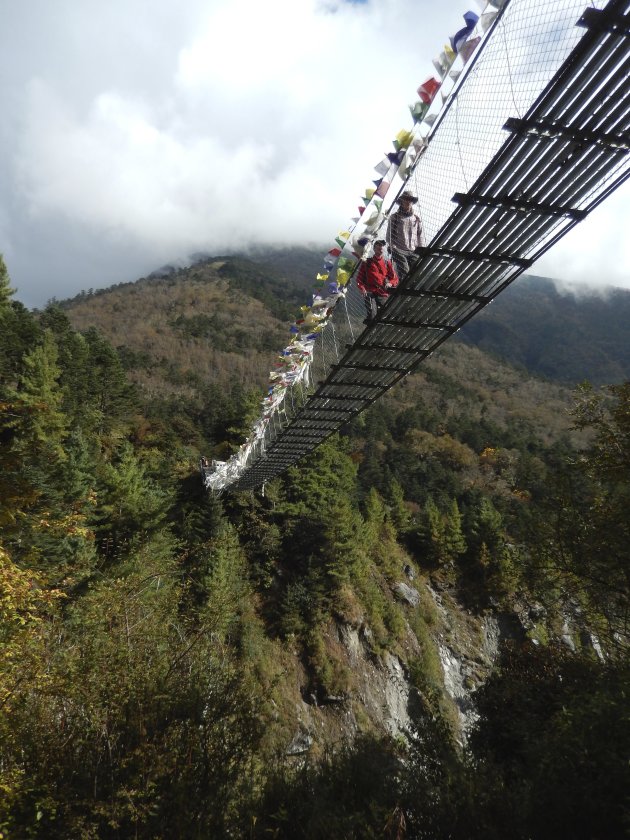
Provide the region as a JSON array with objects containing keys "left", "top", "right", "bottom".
[{"left": 355, "top": 239, "right": 399, "bottom": 323}]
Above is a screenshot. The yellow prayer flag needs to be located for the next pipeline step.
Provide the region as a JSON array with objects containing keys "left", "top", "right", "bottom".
[
  {"left": 395, "top": 129, "right": 414, "bottom": 150},
  {"left": 336, "top": 269, "right": 351, "bottom": 286}
]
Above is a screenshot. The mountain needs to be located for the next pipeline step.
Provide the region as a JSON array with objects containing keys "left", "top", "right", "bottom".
[
  {"left": 60, "top": 254, "right": 630, "bottom": 398},
  {"left": 57, "top": 249, "right": 331, "bottom": 395},
  {"left": 3, "top": 250, "right": 628, "bottom": 839},
  {"left": 458, "top": 274, "right": 630, "bottom": 385}
]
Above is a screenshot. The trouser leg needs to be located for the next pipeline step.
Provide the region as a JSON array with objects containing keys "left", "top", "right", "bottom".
[
  {"left": 392, "top": 249, "right": 415, "bottom": 280},
  {"left": 364, "top": 294, "right": 388, "bottom": 323},
  {"left": 374, "top": 295, "right": 388, "bottom": 313}
]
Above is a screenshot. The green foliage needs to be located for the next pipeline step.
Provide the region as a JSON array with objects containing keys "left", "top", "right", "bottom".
[
  {"left": 93, "top": 444, "right": 172, "bottom": 557},
  {"left": 3, "top": 251, "right": 630, "bottom": 838},
  {"left": 459, "top": 274, "right": 630, "bottom": 385},
  {"left": 529, "top": 383, "right": 630, "bottom": 648},
  {"left": 412, "top": 496, "right": 467, "bottom": 575},
  {"left": 253, "top": 736, "right": 403, "bottom": 839},
  {"left": 170, "top": 311, "right": 283, "bottom": 353},
  {"left": 217, "top": 256, "right": 313, "bottom": 322},
  {"left": 468, "top": 643, "right": 630, "bottom": 839},
  {"left": 1, "top": 547, "right": 262, "bottom": 839}
]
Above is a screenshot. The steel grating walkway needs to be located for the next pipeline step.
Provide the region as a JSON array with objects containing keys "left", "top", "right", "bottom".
[{"left": 221, "top": 0, "right": 630, "bottom": 493}]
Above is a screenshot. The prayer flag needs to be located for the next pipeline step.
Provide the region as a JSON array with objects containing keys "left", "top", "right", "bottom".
[
  {"left": 375, "top": 180, "right": 390, "bottom": 198},
  {"left": 417, "top": 76, "right": 441, "bottom": 104},
  {"left": 336, "top": 269, "right": 351, "bottom": 286},
  {"left": 410, "top": 101, "right": 429, "bottom": 123},
  {"left": 374, "top": 157, "right": 391, "bottom": 176},
  {"left": 451, "top": 11, "right": 479, "bottom": 53},
  {"left": 459, "top": 36, "right": 480, "bottom": 63},
  {"left": 433, "top": 51, "right": 451, "bottom": 79},
  {"left": 480, "top": 10, "right": 498, "bottom": 31},
  {"left": 386, "top": 150, "right": 405, "bottom": 166},
  {"left": 394, "top": 128, "right": 414, "bottom": 150}
]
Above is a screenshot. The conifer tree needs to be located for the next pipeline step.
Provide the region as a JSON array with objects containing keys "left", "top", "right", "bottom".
[
  {"left": 83, "top": 327, "right": 136, "bottom": 438},
  {"left": 10, "top": 330, "right": 67, "bottom": 460},
  {"left": 387, "top": 478, "right": 410, "bottom": 532},
  {"left": 94, "top": 443, "right": 172, "bottom": 555},
  {"left": 0, "top": 258, "right": 42, "bottom": 391},
  {"left": 444, "top": 498, "right": 467, "bottom": 559}
]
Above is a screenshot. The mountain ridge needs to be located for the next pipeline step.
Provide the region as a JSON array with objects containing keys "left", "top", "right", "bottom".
[{"left": 57, "top": 250, "right": 630, "bottom": 393}]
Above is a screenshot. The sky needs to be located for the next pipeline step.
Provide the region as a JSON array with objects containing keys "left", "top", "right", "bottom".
[{"left": 1, "top": 0, "right": 628, "bottom": 309}]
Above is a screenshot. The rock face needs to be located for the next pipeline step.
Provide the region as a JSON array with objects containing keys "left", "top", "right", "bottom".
[
  {"left": 437, "top": 641, "right": 479, "bottom": 737},
  {"left": 392, "top": 582, "right": 421, "bottom": 607},
  {"left": 286, "top": 730, "right": 313, "bottom": 756},
  {"left": 337, "top": 625, "right": 413, "bottom": 739},
  {"left": 285, "top": 580, "right": 595, "bottom": 756},
  {"left": 286, "top": 623, "right": 416, "bottom": 756}
]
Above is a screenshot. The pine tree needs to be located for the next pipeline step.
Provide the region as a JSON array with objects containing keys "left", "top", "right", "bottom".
[
  {"left": 0, "top": 254, "right": 15, "bottom": 309},
  {"left": 9, "top": 330, "right": 67, "bottom": 460},
  {"left": 94, "top": 443, "right": 172, "bottom": 556},
  {"left": 83, "top": 327, "right": 136, "bottom": 439},
  {"left": 0, "top": 257, "right": 42, "bottom": 391},
  {"left": 444, "top": 498, "right": 467, "bottom": 559},
  {"left": 387, "top": 478, "right": 410, "bottom": 532}
]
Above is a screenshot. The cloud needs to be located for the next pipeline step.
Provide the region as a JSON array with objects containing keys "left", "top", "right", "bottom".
[
  {"left": 1, "top": 0, "right": 629, "bottom": 307},
  {"left": 533, "top": 184, "right": 630, "bottom": 290}
]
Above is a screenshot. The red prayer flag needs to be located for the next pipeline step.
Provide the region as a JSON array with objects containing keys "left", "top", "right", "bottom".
[{"left": 417, "top": 76, "right": 441, "bottom": 104}]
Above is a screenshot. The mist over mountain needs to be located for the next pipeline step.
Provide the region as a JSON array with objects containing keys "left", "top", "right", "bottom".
[{"left": 458, "top": 274, "right": 630, "bottom": 386}]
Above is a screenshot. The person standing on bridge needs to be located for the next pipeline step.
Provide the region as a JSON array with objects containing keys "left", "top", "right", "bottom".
[
  {"left": 386, "top": 191, "right": 423, "bottom": 280},
  {"left": 356, "top": 239, "right": 399, "bottom": 323}
]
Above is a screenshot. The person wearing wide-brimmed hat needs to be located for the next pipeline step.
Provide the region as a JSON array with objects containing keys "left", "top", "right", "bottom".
[{"left": 386, "top": 191, "right": 423, "bottom": 279}]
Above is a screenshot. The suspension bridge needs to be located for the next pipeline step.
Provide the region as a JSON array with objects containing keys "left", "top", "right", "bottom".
[{"left": 205, "top": 0, "right": 630, "bottom": 493}]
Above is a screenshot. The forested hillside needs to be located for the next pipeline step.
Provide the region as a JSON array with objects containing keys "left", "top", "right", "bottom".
[
  {"left": 459, "top": 274, "right": 630, "bottom": 385},
  {"left": 2, "top": 253, "right": 629, "bottom": 839}
]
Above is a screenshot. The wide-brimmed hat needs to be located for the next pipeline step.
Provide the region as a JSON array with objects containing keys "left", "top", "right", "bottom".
[{"left": 396, "top": 191, "right": 418, "bottom": 204}]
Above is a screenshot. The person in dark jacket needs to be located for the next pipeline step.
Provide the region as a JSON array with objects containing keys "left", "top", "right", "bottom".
[{"left": 355, "top": 240, "right": 399, "bottom": 323}]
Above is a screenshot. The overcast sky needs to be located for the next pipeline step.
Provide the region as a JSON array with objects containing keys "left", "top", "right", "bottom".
[{"left": 1, "top": 0, "right": 628, "bottom": 309}]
